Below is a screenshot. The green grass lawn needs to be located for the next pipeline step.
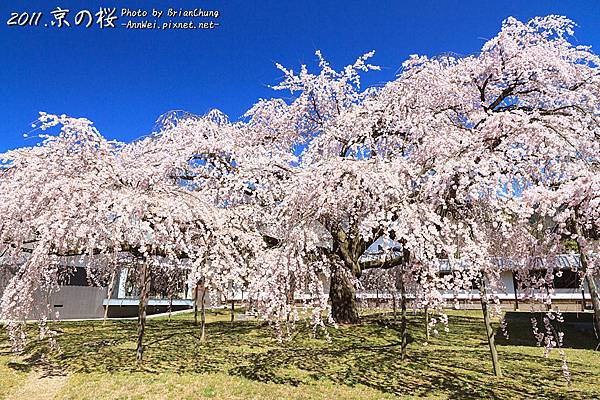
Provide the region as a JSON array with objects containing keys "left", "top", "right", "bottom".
[{"left": 0, "top": 309, "right": 598, "bottom": 399}]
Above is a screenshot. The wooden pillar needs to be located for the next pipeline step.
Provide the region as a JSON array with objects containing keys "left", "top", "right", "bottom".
[
  {"left": 136, "top": 260, "right": 151, "bottom": 363},
  {"left": 512, "top": 271, "right": 519, "bottom": 311},
  {"left": 480, "top": 277, "right": 502, "bottom": 377}
]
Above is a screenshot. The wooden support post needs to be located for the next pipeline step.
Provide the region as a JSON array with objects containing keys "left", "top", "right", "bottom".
[
  {"left": 399, "top": 270, "right": 408, "bottom": 360},
  {"left": 193, "top": 283, "right": 199, "bottom": 326},
  {"left": 230, "top": 299, "right": 235, "bottom": 323},
  {"left": 479, "top": 278, "right": 502, "bottom": 377},
  {"left": 512, "top": 272, "right": 520, "bottom": 311},
  {"left": 136, "top": 261, "right": 151, "bottom": 363},
  {"left": 200, "top": 285, "right": 206, "bottom": 342},
  {"left": 103, "top": 268, "right": 118, "bottom": 325}
]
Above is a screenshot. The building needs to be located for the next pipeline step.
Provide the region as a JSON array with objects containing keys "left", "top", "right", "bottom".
[{"left": 0, "top": 254, "right": 596, "bottom": 320}]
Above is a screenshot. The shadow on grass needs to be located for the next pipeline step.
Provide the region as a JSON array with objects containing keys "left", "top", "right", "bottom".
[{"left": 1, "top": 311, "right": 599, "bottom": 399}]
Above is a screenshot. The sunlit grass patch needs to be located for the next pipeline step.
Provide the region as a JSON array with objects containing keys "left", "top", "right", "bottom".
[{"left": 0, "top": 310, "right": 598, "bottom": 399}]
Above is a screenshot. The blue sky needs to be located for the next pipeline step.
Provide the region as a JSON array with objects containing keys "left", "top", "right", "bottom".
[{"left": 1, "top": 0, "right": 599, "bottom": 152}]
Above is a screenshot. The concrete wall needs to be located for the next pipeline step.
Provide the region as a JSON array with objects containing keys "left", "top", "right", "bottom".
[
  {"left": 1, "top": 268, "right": 107, "bottom": 320},
  {"left": 46, "top": 286, "right": 108, "bottom": 320}
]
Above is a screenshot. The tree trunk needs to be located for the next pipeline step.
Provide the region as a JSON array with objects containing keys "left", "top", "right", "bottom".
[
  {"left": 168, "top": 295, "right": 173, "bottom": 322},
  {"left": 103, "top": 268, "right": 118, "bottom": 325},
  {"left": 200, "top": 285, "right": 206, "bottom": 342},
  {"left": 574, "top": 236, "right": 600, "bottom": 344},
  {"left": 329, "top": 265, "right": 359, "bottom": 324},
  {"left": 136, "top": 261, "right": 151, "bottom": 363},
  {"left": 585, "top": 275, "right": 600, "bottom": 344},
  {"left": 230, "top": 299, "right": 235, "bottom": 323},
  {"left": 574, "top": 225, "right": 600, "bottom": 344},
  {"left": 399, "top": 271, "right": 408, "bottom": 360},
  {"left": 579, "top": 256, "right": 600, "bottom": 343},
  {"left": 479, "top": 279, "right": 502, "bottom": 377}
]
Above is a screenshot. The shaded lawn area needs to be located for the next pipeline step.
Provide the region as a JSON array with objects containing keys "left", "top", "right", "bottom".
[{"left": 0, "top": 309, "right": 599, "bottom": 399}]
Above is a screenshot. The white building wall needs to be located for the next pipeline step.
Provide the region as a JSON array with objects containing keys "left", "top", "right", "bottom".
[{"left": 46, "top": 286, "right": 108, "bottom": 320}]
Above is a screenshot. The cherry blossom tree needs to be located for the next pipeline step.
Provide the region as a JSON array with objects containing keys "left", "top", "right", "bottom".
[
  {"left": 0, "top": 113, "right": 263, "bottom": 361},
  {"left": 366, "top": 14, "right": 599, "bottom": 374},
  {"left": 1, "top": 15, "right": 596, "bottom": 383},
  {"left": 253, "top": 14, "right": 598, "bottom": 377}
]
